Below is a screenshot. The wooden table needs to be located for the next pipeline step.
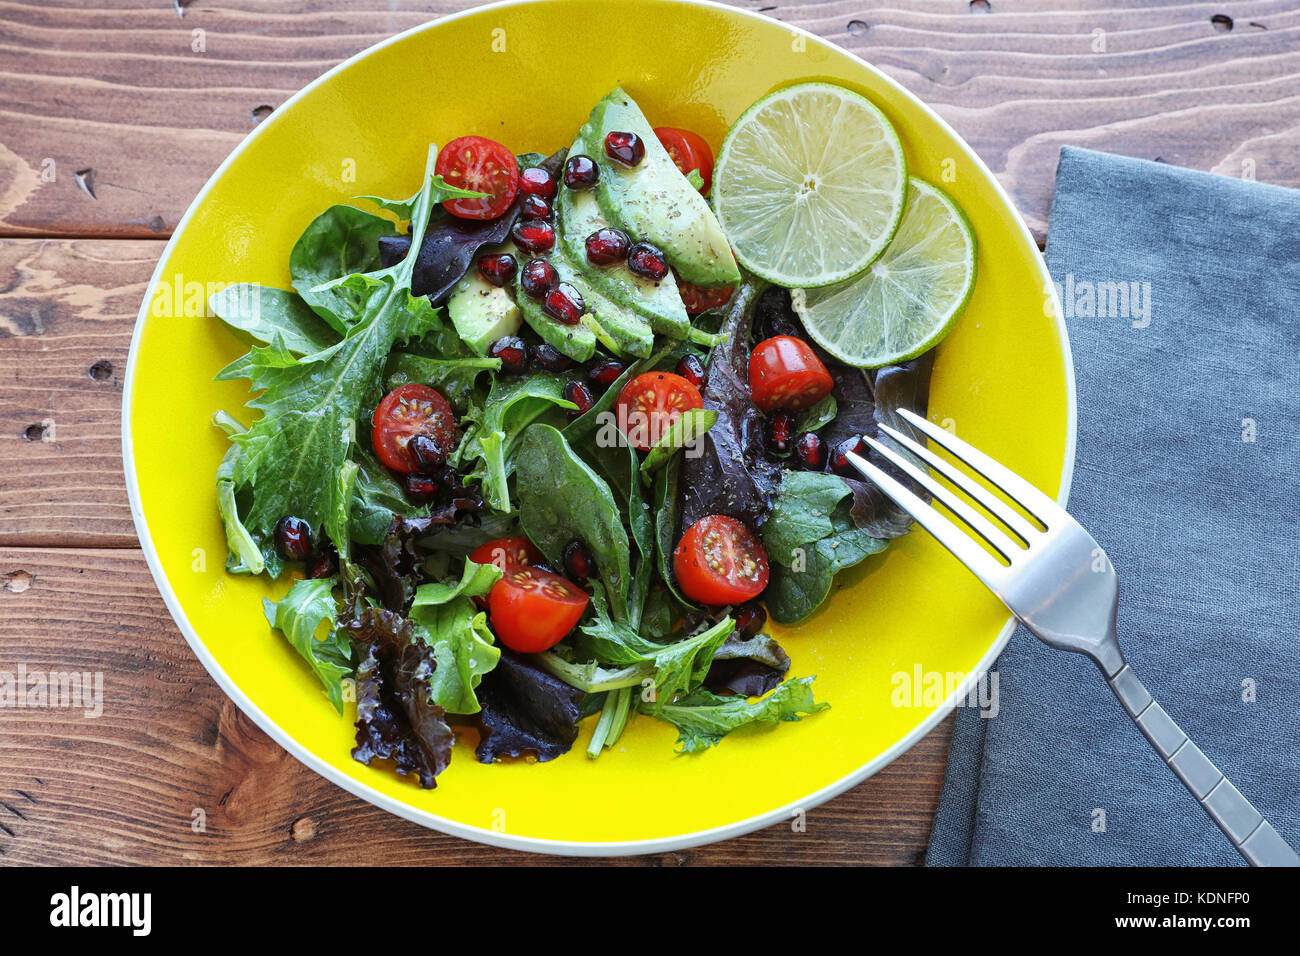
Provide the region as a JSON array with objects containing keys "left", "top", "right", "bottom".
[{"left": 1, "top": 0, "right": 1296, "bottom": 867}]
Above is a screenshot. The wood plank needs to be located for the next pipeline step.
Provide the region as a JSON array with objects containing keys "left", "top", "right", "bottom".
[
  {"left": 0, "top": 238, "right": 161, "bottom": 548},
  {"left": 1, "top": 1, "right": 1298, "bottom": 242},
  {"left": 0, "top": 547, "right": 952, "bottom": 865}
]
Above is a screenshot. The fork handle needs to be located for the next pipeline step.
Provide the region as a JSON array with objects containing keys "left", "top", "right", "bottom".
[{"left": 1107, "top": 663, "right": 1299, "bottom": 866}]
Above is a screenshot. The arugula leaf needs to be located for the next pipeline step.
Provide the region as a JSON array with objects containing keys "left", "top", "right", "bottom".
[
  {"left": 639, "top": 407, "right": 717, "bottom": 480},
  {"left": 587, "top": 685, "right": 633, "bottom": 758},
  {"left": 647, "top": 677, "right": 829, "bottom": 754},
  {"left": 385, "top": 351, "right": 501, "bottom": 414},
  {"left": 408, "top": 560, "right": 503, "bottom": 714},
  {"left": 355, "top": 175, "right": 487, "bottom": 220},
  {"left": 263, "top": 577, "right": 354, "bottom": 713},
  {"left": 574, "top": 598, "right": 735, "bottom": 711},
  {"left": 289, "top": 204, "right": 398, "bottom": 331},
  {"left": 209, "top": 283, "right": 340, "bottom": 355},
  {"left": 459, "top": 373, "right": 576, "bottom": 512},
  {"left": 531, "top": 650, "right": 652, "bottom": 693},
  {"left": 213, "top": 410, "right": 274, "bottom": 576},
  {"left": 218, "top": 147, "right": 449, "bottom": 566},
  {"left": 515, "top": 424, "right": 631, "bottom": 619},
  {"left": 762, "top": 471, "right": 888, "bottom": 625}
]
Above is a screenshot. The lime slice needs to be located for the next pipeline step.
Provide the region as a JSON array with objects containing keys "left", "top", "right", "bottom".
[
  {"left": 712, "top": 82, "right": 907, "bottom": 288},
  {"left": 792, "top": 178, "right": 976, "bottom": 368}
]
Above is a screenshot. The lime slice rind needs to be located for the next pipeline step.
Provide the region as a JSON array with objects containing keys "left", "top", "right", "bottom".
[
  {"left": 713, "top": 82, "right": 908, "bottom": 288},
  {"left": 792, "top": 177, "right": 977, "bottom": 368}
]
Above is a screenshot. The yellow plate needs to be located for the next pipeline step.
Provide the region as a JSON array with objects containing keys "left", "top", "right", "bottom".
[{"left": 123, "top": 0, "right": 1074, "bottom": 855}]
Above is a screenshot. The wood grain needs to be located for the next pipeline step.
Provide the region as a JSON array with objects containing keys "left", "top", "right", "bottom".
[
  {"left": 0, "top": 547, "right": 952, "bottom": 865},
  {"left": 0, "top": 238, "right": 160, "bottom": 548},
  {"left": 0, "top": 1, "right": 1297, "bottom": 243}
]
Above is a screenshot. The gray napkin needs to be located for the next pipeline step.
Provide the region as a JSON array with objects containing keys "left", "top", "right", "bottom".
[{"left": 926, "top": 146, "right": 1300, "bottom": 866}]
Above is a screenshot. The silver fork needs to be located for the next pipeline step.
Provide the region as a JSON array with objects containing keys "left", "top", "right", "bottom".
[{"left": 847, "top": 407, "right": 1299, "bottom": 867}]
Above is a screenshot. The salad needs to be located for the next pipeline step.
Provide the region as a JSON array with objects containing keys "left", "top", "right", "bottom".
[{"left": 210, "top": 84, "right": 976, "bottom": 788}]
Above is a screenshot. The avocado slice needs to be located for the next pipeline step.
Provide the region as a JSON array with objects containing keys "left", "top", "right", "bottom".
[
  {"left": 545, "top": 256, "right": 654, "bottom": 359},
  {"left": 447, "top": 241, "right": 523, "bottom": 355},
  {"left": 558, "top": 131, "right": 691, "bottom": 339},
  {"left": 515, "top": 264, "right": 597, "bottom": 362},
  {"left": 588, "top": 88, "right": 740, "bottom": 288}
]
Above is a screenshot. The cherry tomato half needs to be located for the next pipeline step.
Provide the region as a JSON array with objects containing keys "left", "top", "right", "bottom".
[
  {"left": 677, "top": 280, "right": 734, "bottom": 316},
  {"left": 435, "top": 135, "right": 520, "bottom": 220},
  {"left": 673, "top": 515, "right": 770, "bottom": 605},
  {"left": 654, "top": 126, "right": 715, "bottom": 194},
  {"left": 372, "top": 384, "right": 456, "bottom": 474},
  {"left": 748, "top": 335, "right": 834, "bottom": 412},
  {"left": 487, "top": 564, "right": 590, "bottom": 653},
  {"left": 615, "top": 371, "right": 704, "bottom": 452},
  {"left": 468, "top": 537, "right": 544, "bottom": 572}
]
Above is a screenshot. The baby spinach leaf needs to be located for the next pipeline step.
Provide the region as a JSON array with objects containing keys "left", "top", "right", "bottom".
[
  {"left": 263, "top": 577, "right": 354, "bottom": 713},
  {"left": 646, "top": 677, "right": 828, "bottom": 754},
  {"left": 639, "top": 408, "right": 717, "bottom": 480},
  {"left": 290, "top": 204, "right": 398, "bottom": 330},
  {"left": 797, "top": 394, "right": 837, "bottom": 434},
  {"left": 762, "top": 471, "right": 889, "bottom": 625},
  {"left": 460, "top": 374, "right": 575, "bottom": 512},
  {"left": 209, "top": 283, "right": 339, "bottom": 355},
  {"left": 348, "top": 447, "right": 428, "bottom": 548},
  {"left": 515, "top": 424, "right": 631, "bottom": 619}
]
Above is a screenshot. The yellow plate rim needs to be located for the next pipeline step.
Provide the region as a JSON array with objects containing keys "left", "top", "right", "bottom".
[{"left": 120, "top": 0, "right": 1076, "bottom": 857}]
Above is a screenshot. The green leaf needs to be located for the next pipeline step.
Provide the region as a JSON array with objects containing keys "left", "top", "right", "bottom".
[
  {"left": 652, "top": 455, "right": 698, "bottom": 610},
  {"left": 263, "top": 578, "right": 354, "bottom": 713},
  {"left": 515, "top": 424, "right": 631, "bottom": 619},
  {"left": 685, "top": 168, "right": 706, "bottom": 192},
  {"left": 385, "top": 351, "right": 501, "bottom": 414},
  {"left": 575, "top": 599, "right": 734, "bottom": 711},
  {"left": 213, "top": 411, "right": 271, "bottom": 576},
  {"left": 762, "top": 471, "right": 888, "bottom": 625},
  {"left": 408, "top": 560, "right": 504, "bottom": 715},
  {"left": 348, "top": 447, "right": 428, "bottom": 547},
  {"left": 209, "top": 283, "right": 340, "bottom": 355},
  {"left": 289, "top": 204, "right": 398, "bottom": 330},
  {"left": 640, "top": 407, "right": 717, "bottom": 480},
  {"left": 647, "top": 677, "right": 829, "bottom": 754},
  {"left": 458, "top": 373, "right": 575, "bottom": 512},
  {"left": 531, "top": 651, "right": 652, "bottom": 693},
  {"left": 356, "top": 174, "right": 488, "bottom": 220},
  {"left": 797, "top": 394, "right": 837, "bottom": 434}
]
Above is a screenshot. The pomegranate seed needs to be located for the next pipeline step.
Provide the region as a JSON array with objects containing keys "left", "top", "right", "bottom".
[
  {"left": 520, "top": 166, "right": 557, "bottom": 200},
  {"left": 733, "top": 602, "right": 767, "bottom": 637},
  {"left": 489, "top": 336, "right": 529, "bottom": 375},
  {"left": 627, "top": 242, "right": 669, "bottom": 281},
  {"left": 564, "top": 154, "right": 600, "bottom": 190},
  {"left": 543, "top": 282, "right": 585, "bottom": 325},
  {"left": 410, "top": 435, "right": 447, "bottom": 473},
  {"left": 563, "top": 380, "right": 595, "bottom": 418},
  {"left": 520, "top": 194, "right": 551, "bottom": 220},
  {"left": 520, "top": 259, "right": 559, "bottom": 299},
  {"left": 675, "top": 353, "right": 707, "bottom": 388},
  {"left": 767, "top": 412, "right": 795, "bottom": 455},
  {"left": 405, "top": 472, "right": 440, "bottom": 502},
  {"left": 530, "top": 341, "right": 573, "bottom": 372},
  {"left": 586, "top": 359, "right": 626, "bottom": 390},
  {"left": 585, "top": 227, "right": 630, "bottom": 266},
  {"left": 275, "top": 516, "right": 313, "bottom": 561},
  {"left": 511, "top": 219, "right": 556, "bottom": 254},
  {"left": 477, "top": 253, "right": 517, "bottom": 287},
  {"left": 308, "top": 549, "right": 337, "bottom": 580},
  {"left": 562, "top": 539, "right": 596, "bottom": 585},
  {"left": 795, "top": 432, "right": 825, "bottom": 471},
  {"left": 604, "top": 130, "right": 645, "bottom": 168},
  {"left": 829, "top": 435, "right": 869, "bottom": 476}
]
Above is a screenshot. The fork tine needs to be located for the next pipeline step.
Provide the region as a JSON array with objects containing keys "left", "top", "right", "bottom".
[
  {"left": 896, "top": 409, "right": 1066, "bottom": 526},
  {"left": 877, "top": 422, "right": 1041, "bottom": 544},
  {"left": 861, "top": 435, "right": 1022, "bottom": 561},
  {"left": 844, "top": 451, "right": 1007, "bottom": 590}
]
